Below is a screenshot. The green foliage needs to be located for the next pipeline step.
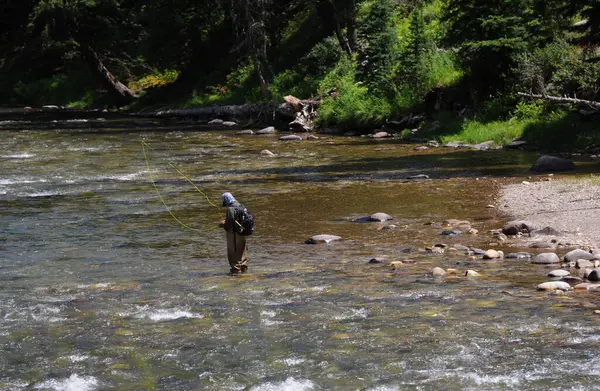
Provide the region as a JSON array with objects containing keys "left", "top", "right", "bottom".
[
  {"left": 13, "top": 70, "right": 99, "bottom": 106},
  {"left": 440, "top": 119, "right": 528, "bottom": 145},
  {"left": 512, "top": 100, "right": 545, "bottom": 120},
  {"left": 129, "top": 70, "right": 179, "bottom": 91},
  {"left": 317, "top": 57, "right": 392, "bottom": 129}
]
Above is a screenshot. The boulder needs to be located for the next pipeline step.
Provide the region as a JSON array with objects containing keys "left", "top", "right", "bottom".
[
  {"left": 564, "top": 249, "right": 593, "bottom": 263},
  {"left": 465, "top": 270, "right": 480, "bottom": 277},
  {"left": 280, "top": 134, "right": 302, "bottom": 141},
  {"left": 414, "top": 146, "right": 428, "bottom": 151},
  {"left": 531, "top": 155, "right": 575, "bottom": 172},
  {"left": 408, "top": 174, "right": 429, "bottom": 179},
  {"left": 256, "top": 126, "right": 276, "bottom": 134},
  {"left": 502, "top": 220, "right": 539, "bottom": 235},
  {"left": 532, "top": 253, "right": 560, "bottom": 264},
  {"left": 222, "top": 121, "right": 237, "bottom": 126},
  {"left": 505, "top": 140, "right": 527, "bottom": 149},
  {"left": 369, "top": 212, "right": 393, "bottom": 222},
  {"left": 537, "top": 281, "right": 572, "bottom": 291},
  {"left": 208, "top": 119, "right": 224, "bottom": 125},
  {"left": 471, "top": 141, "right": 494, "bottom": 151},
  {"left": 305, "top": 234, "right": 341, "bottom": 244}
]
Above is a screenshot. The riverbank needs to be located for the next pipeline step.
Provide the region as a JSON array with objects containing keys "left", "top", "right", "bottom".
[{"left": 499, "top": 177, "right": 600, "bottom": 249}]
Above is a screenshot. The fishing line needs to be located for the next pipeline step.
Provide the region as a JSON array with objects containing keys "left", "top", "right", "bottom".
[{"left": 141, "top": 140, "right": 216, "bottom": 232}]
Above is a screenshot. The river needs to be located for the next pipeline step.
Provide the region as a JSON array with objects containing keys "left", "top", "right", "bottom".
[{"left": 1, "top": 112, "right": 599, "bottom": 390}]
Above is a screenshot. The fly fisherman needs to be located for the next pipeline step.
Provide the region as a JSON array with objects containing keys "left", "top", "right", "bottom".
[{"left": 219, "top": 192, "right": 253, "bottom": 275}]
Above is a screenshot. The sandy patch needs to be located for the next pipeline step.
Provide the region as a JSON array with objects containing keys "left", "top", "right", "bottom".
[{"left": 499, "top": 179, "right": 600, "bottom": 248}]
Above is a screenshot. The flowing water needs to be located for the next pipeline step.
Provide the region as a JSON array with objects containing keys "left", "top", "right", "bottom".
[{"left": 2, "top": 112, "right": 600, "bottom": 391}]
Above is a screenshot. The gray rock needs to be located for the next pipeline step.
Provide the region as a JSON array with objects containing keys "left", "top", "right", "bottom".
[
  {"left": 414, "top": 146, "right": 428, "bottom": 151},
  {"left": 344, "top": 131, "right": 359, "bottom": 136},
  {"left": 280, "top": 135, "right": 303, "bottom": 141},
  {"left": 483, "top": 249, "right": 501, "bottom": 259},
  {"left": 537, "top": 281, "right": 572, "bottom": 291},
  {"left": 531, "top": 226, "right": 562, "bottom": 236},
  {"left": 529, "top": 241, "right": 556, "bottom": 249},
  {"left": 222, "top": 121, "right": 237, "bottom": 126},
  {"left": 408, "top": 174, "right": 429, "bottom": 179},
  {"left": 471, "top": 141, "right": 494, "bottom": 151},
  {"left": 503, "top": 220, "right": 539, "bottom": 235},
  {"left": 236, "top": 129, "right": 254, "bottom": 135},
  {"left": 208, "top": 119, "right": 224, "bottom": 125},
  {"left": 42, "top": 105, "right": 60, "bottom": 110},
  {"left": 587, "top": 268, "right": 600, "bottom": 281},
  {"left": 532, "top": 253, "right": 560, "bottom": 264},
  {"left": 471, "top": 248, "right": 486, "bottom": 255},
  {"left": 562, "top": 276, "right": 583, "bottom": 283},
  {"left": 445, "top": 141, "right": 465, "bottom": 148},
  {"left": 564, "top": 249, "right": 594, "bottom": 263},
  {"left": 465, "top": 270, "right": 481, "bottom": 277},
  {"left": 531, "top": 155, "right": 575, "bottom": 172},
  {"left": 441, "top": 230, "right": 462, "bottom": 236},
  {"left": 505, "top": 140, "right": 527, "bottom": 148},
  {"left": 368, "top": 258, "right": 385, "bottom": 264},
  {"left": 576, "top": 259, "right": 594, "bottom": 269},
  {"left": 369, "top": 212, "right": 393, "bottom": 222},
  {"left": 427, "top": 140, "right": 440, "bottom": 147},
  {"left": 260, "top": 149, "right": 276, "bottom": 157},
  {"left": 454, "top": 244, "right": 470, "bottom": 252},
  {"left": 305, "top": 234, "right": 341, "bottom": 244},
  {"left": 548, "top": 269, "right": 570, "bottom": 278},
  {"left": 505, "top": 252, "right": 532, "bottom": 260},
  {"left": 256, "top": 126, "right": 276, "bottom": 134}
]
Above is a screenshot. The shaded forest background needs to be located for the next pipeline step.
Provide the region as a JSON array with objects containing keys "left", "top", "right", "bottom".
[{"left": 2, "top": 0, "right": 600, "bottom": 148}]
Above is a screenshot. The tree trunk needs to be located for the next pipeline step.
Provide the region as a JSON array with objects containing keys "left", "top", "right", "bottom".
[
  {"left": 346, "top": 0, "right": 357, "bottom": 52},
  {"left": 252, "top": 53, "right": 272, "bottom": 102},
  {"left": 517, "top": 92, "right": 600, "bottom": 110},
  {"left": 80, "top": 45, "right": 136, "bottom": 105},
  {"left": 327, "top": 0, "right": 352, "bottom": 56}
]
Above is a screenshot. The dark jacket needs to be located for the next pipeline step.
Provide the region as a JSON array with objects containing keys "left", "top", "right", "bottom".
[{"left": 223, "top": 201, "right": 241, "bottom": 232}]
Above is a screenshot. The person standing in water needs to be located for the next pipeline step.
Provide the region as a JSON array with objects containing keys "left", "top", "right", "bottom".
[{"left": 219, "top": 192, "right": 253, "bottom": 274}]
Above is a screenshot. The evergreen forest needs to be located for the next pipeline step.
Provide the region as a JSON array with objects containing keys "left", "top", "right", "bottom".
[{"left": 3, "top": 0, "right": 600, "bottom": 148}]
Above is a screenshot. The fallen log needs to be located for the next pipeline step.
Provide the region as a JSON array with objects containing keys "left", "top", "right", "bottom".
[
  {"left": 152, "top": 103, "right": 276, "bottom": 119},
  {"left": 517, "top": 92, "right": 600, "bottom": 110}
]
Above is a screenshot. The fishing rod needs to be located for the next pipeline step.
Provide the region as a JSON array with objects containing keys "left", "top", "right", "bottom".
[{"left": 141, "top": 140, "right": 219, "bottom": 232}]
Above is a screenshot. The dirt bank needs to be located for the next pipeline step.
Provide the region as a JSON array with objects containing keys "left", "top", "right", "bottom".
[{"left": 499, "top": 178, "right": 600, "bottom": 249}]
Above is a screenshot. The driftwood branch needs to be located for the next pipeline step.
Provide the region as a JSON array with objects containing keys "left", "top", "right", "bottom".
[{"left": 517, "top": 92, "right": 600, "bottom": 111}]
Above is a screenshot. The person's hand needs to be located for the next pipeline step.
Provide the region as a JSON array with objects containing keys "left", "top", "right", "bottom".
[{"left": 219, "top": 220, "right": 225, "bottom": 228}]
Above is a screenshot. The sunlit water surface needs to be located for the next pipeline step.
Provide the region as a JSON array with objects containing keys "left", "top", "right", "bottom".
[{"left": 2, "top": 114, "right": 600, "bottom": 390}]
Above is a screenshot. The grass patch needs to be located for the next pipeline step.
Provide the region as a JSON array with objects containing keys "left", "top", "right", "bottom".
[{"left": 440, "top": 119, "right": 529, "bottom": 145}]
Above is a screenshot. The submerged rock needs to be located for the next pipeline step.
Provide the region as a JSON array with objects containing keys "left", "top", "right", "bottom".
[
  {"left": 260, "top": 149, "right": 276, "bottom": 157},
  {"left": 305, "top": 234, "right": 341, "bottom": 244},
  {"left": 531, "top": 226, "right": 562, "bottom": 236},
  {"left": 532, "top": 253, "right": 560, "bottom": 264},
  {"left": 369, "top": 212, "right": 393, "bottom": 222},
  {"left": 441, "top": 230, "right": 462, "bottom": 236},
  {"left": 531, "top": 155, "right": 575, "bottom": 172},
  {"left": 505, "top": 252, "right": 532, "bottom": 260},
  {"left": 280, "top": 134, "right": 302, "bottom": 141}
]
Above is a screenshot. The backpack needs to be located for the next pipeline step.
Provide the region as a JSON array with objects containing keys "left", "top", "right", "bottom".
[{"left": 232, "top": 205, "right": 254, "bottom": 236}]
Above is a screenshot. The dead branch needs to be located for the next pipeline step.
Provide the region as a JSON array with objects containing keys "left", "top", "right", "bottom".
[{"left": 517, "top": 92, "right": 600, "bottom": 111}]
